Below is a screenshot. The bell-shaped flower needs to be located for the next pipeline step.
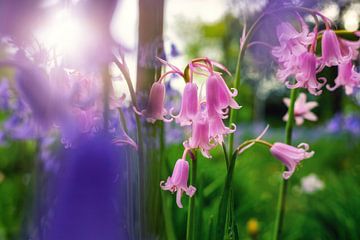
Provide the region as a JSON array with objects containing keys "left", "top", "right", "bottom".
[
  {"left": 206, "top": 73, "right": 240, "bottom": 119},
  {"left": 272, "top": 20, "right": 314, "bottom": 83},
  {"left": 270, "top": 142, "right": 314, "bottom": 179},
  {"left": 209, "top": 114, "right": 236, "bottom": 144},
  {"left": 327, "top": 60, "right": 360, "bottom": 95},
  {"left": 160, "top": 158, "right": 196, "bottom": 208},
  {"left": 171, "top": 82, "right": 199, "bottom": 126},
  {"left": 283, "top": 93, "right": 318, "bottom": 126},
  {"left": 321, "top": 29, "right": 351, "bottom": 67},
  {"left": 184, "top": 113, "right": 215, "bottom": 158},
  {"left": 272, "top": 20, "right": 313, "bottom": 64},
  {"left": 290, "top": 52, "right": 326, "bottom": 95},
  {"left": 134, "top": 81, "right": 172, "bottom": 123},
  {"left": 339, "top": 38, "right": 360, "bottom": 61}
]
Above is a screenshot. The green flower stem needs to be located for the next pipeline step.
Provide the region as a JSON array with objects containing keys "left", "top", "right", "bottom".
[
  {"left": 219, "top": 13, "right": 268, "bottom": 238},
  {"left": 273, "top": 88, "right": 297, "bottom": 240},
  {"left": 186, "top": 151, "right": 197, "bottom": 240},
  {"left": 216, "top": 151, "right": 237, "bottom": 240},
  {"left": 113, "top": 56, "right": 144, "bottom": 238},
  {"left": 113, "top": 56, "right": 144, "bottom": 159},
  {"left": 159, "top": 121, "right": 176, "bottom": 240},
  {"left": 222, "top": 143, "right": 229, "bottom": 168},
  {"left": 228, "top": 8, "right": 267, "bottom": 156}
]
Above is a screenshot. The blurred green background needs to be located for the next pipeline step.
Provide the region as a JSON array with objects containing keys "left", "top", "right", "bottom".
[{"left": 1, "top": 1, "right": 360, "bottom": 239}]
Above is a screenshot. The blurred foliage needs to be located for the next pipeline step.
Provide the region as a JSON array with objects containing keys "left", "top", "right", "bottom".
[{"left": 0, "top": 141, "right": 36, "bottom": 240}]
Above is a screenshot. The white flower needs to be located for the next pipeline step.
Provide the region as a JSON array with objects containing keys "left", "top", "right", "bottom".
[{"left": 300, "top": 174, "right": 324, "bottom": 194}]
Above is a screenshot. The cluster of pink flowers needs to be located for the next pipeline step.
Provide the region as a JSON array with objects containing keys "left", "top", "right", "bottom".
[
  {"left": 136, "top": 57, "right": 316, "bottom": 208},
  {"left": 135, "top": 58, "right": 240, "bottom": 207},
  {"left": 272, "top": 14, "right": 360, "bottom": 95},
  {"left": 136, "top": 58, "right": 239, "bottom": 158}
]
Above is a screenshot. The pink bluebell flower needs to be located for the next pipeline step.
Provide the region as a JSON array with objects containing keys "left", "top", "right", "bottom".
[
  {"left": 272, "top": 19, "right": 314, "bottom": 83},
  {"left": 290, "top": 52, "right": 326, "bottom": 95},
  {"left": 184, "top": 112, "right": 215, "bottom": 158},
  {"left": 206, "top": 73, "right": 240, "bottom": 119},
  {"left": 327, "top": 60, "right": 360, "bottom": 95},
  {"left": 321, "top": 29, "right": 351, "bottom": 67},
  {"left": 134, "top": 81, "right": 172, "bottom": 123},
  {"left": 339, "top": 38, "right": 360, "bottom": 61},
  {"left": 209, "top": 115, "right": 236, "bottom": 143},
  {"left": 270, "top": 142, "right": 314, "bottom": 179},
  {"left": 171, "top": 82, "right": 199, "bottom": 126},
  {"left": 160, "top": 156, "right": 196, "bottom": 208},
  {"left": 283, "top": 93, "right": 318, "bottom": 125},
  {"left": 272, "top": 20, "right": 313, "bottom": 62}
]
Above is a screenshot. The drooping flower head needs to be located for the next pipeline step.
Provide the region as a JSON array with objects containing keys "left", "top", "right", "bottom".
[
  {"left": 291, "top": 52, "right": 326, "bottom": 95},
  {"left": 272, "top": 16, "right": 315, "bottom": 83},
  {"left": 209, "top": 114, "right": 236, "bottom": 144},
  {"left": 327, "top": 60, "right": 360, "bottom": 95},
  {"left": 135, "top": 58, "right": 187, "bottom": 123},
  {"left": 283, "top": 93, "right": 318, "bottom": 125},
  {"left": 171, "top": 82, "right": 199, "bottom": 126},
  {"left": 184, "top": 111, "right": 215, "bottom": 158},
  {"left": 272, "top": 17, "right": 314, "bottom": 64},
  {"left": 160, "top": 154, "right": 196, "bottom": 208},
  {"left": 270, "top": 142, "right": 314, "bottom": 179},
  {"left": 321, "top": 29, "right": 351, "bottom": 67},
  {"left": 134, "top": 81, "right": 172, "bottom": 123},
  {"left": 339, "top": 38, "right": 360, "bottom": 61},
  {"left": 188, "top": 58, "right": 240, "bottom": 117},
  {"left": 206, "top": 73, "right": 240, "bottom": 119}
]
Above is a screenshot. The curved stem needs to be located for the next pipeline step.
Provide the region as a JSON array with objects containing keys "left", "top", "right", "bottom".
[
  {"left": 228, "top": 9, "right": 263, "bottom": 157},
  {"left": 186, "top": 151, "right": 197, "bottom": 240},
  {"left": 235, "top": 139, "right": 272, "bottom": 153},
  {"left": 113, "top": 56, "right": 144, "bottom": 159},
  {"left": 113, "top": 55, "right": 145, "bottom": 238},
  {"left": 273, "top": 88, "right": 297, "bottom": 240}
]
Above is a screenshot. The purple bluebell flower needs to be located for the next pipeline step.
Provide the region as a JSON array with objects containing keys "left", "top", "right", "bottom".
[
  {"left": 0, "top": 79, "right": 11, "bottom": 110},
  {"left": 344, "top": 115, "right": 360, "bottom": 135},
  {"left": 14, "top": 50, "right": 66, "bottom": 130},
  {"left": 170, "top": 43, "right": 180, "bottom": 57},
  {"left": 44, "top": 135, "right": 130, "bottom": 240},
  {"left": 326, "top": 113, "right": 343, "bottom": 133}
]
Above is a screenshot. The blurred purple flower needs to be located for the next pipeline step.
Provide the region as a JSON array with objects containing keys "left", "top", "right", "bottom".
[
  {"left": 344, "top": 115, "right": 360, "bottom": 135},
  {"left": 14, "top": 50, "right": 67, "bottom": 130},
  {"left": 0, "top": 0, "right": 45, "bottom": 42},
  {"left": 326, "top": 113, "right": 343, "bottom": 133},
  {"left": 3, "top": 98, "right": 43, "bottom": 140},
  {"left": 0, "top": 79, "right": 11, "bottom": 110},
  {"left": 326, "top": 113, "right": 360, "bottom": 136},
  {"left": 39, "top": 135, "right": 60, "bottom": 172},
  {"left": 170, "top": 43, "right": 180, "bottom": 57},
  {"left": 44, "top": 135, "right": 130, "bottom": 240}
]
